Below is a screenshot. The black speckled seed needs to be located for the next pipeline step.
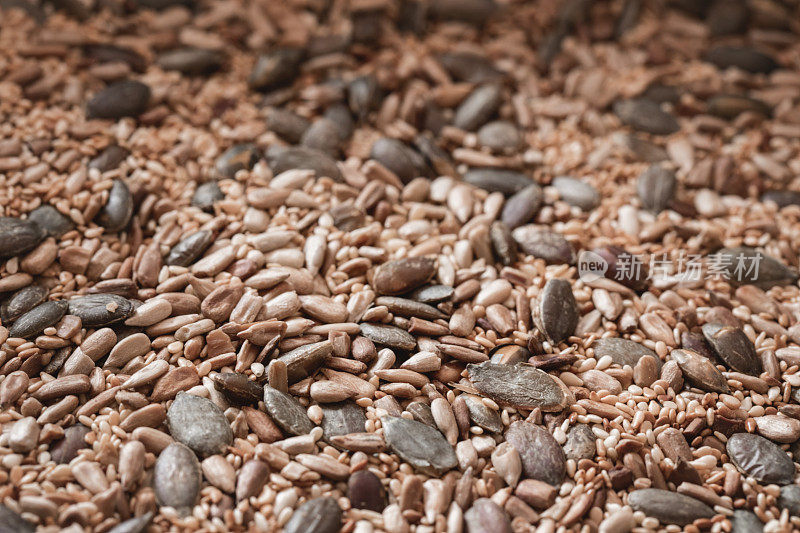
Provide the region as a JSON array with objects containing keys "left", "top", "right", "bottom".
[
  {"left": 284, "top": 497, "right": 341, "bottom": 533},
  {"left": 727, "top": 432, "right": 794, "bottom": 485},
  {"left": 347, "top": 470, "right": 386, "bottom": 512},
  {"left": 321, "top": 401, "right": 367, "bottom": 443},
  {"left": 157, "top": 47, "right": 224, "bottom": 75},
  {"left": 263, "top": 386, "right": 314, "bottom": 436},
  {"left": 215, "top": 144, "right": 259, "bottom": 179},
  {"left": 359, "top": 323, "right": 416, "bottom": 351},
  {"left": 96, "top": 179, "right": 133, "bottom": 232},
  {"left": 0, "top": 504, "right": 35, "bottom": 533},
  {"left": 0, "top": 217, "right": 45, "bottom": 257},
  {"left": 248, "top": 48, "right": 304, "bottom": 92},
  {"left": 87, "top": 80, "right": 151, "bottom": 120},
  {"left": 8, "top": 300, "right": 68, "bottom": 339},
  {"left": 68, "top": 294, "right": 134, "bottom": 326},
  {"left": 89, "top": 145, "right": 130, "bottom": 172},
  {"left": 382, "top": 416, "right": 458, "bottom": 475},
  {"left": 50, "top": 424, "right": 91, "bottom": 464},
  {"left": 1, "top": 285, "right": 48, "bottom": 323},
  {"left": 269, "top": 146, "right": 342, "bottom": 182},
  {"left": 628, "top": 489, "right": 714, "bottom": 526},
  {"left": 153, "top": 442, "right": 202, "bottom": 513},
  {"left": 165, "top": 230, "right": 214, "bottom": 267},
  {"left": 166, "top": 392, "right": 233, "bottom": 456}
]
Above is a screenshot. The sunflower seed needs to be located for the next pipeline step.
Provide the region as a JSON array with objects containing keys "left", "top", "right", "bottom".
[
  {"left": 248, "top": 48, "right": 303, "bottom": 92},
  {"left": 191, "top": 182, "right": 224, "bottom": 211},
  {"left": 263, "top": 386, "right": 314, "bottom": 436},
  {"left": 454, "top": 84, "right": 502, "bottom": 131},
  {"left": 284, "top": 497, "right": 341, "bottom": 533},
  {"left": 9, "top": 300, "right": 67, "bottom": 339},
  {"left": 96, "top": 179, "right": 133, "bottom": 232},
  {"left": 552, "top": 176, "right": 600, "bottom": 211},
  {"left": 613, "top": 99, "right": 679, "bottom": 135},
  {"left": 464, "top": 168, "right": 531, "bottom": 196},
  {"left": 320, "top": 401, "right": 367, "bottom": 443},
  {"left": 501, "top": 184, "right": 543, "bottom": 229},
  {"left": 27, "top": 205, "right": 74, "bottom": 238},
  {"left": 537, "top": 278, "right": 578, "bottom": 343},
  {"left": 1, "top": 285, "right": 48, "bottom": 323},
  {"left": 165, "top": 230, "right": 214, "bottom": 267},
  {"left": 0, "top": 217, "right": 45, "bottom": 257},
  {"left": 702, "top": 323, "right": 761, "bottom": 375},
  {"left": 157, "top": 47, "right": 223, "bottom": 75},
  {"left": 68, "top": 294, "right": 134, "bottom": 326}
]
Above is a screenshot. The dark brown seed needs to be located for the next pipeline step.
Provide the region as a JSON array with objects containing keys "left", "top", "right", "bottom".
[
  {"left": 537, "top": 278, "right": 578, "bottom": 344},
  {"left": 628, "top": 489, "right": 715, "bottom": 526},
  {"left": 613, "top": 99, "right": 680, "bottom": 135},
  {"left": 330, "top": 203, "right": 365, "bottom": 232},
  {"left": 428, "top": 0, "right": 498, "bottom": 24},
  {"left": 381, "top": 416, "right": 458, "bottom": 475},
  {"left": 501, "top": 184, "right": 543, "bottom": 229},
  {"left": 488, "top": 344, "right": 530, "bottom": 365},
  {"left": 68, "top": 294, "right": 134, "bottom": 326},
  {"left": 615, "top": 0, "right": 641, "bottom": 38},
  {"left": 269, "top": 146, "right": 342, "bottom": 182},
  {"left": 681, "top": 332, "right": 715, "bottom": 360},
  {"left": 106, "top": 512, "right": 154, "bottom": 533},
  {"left": 351, "top": 9, "right": 382, "bottom": 43},
  {"left": 348, "top": 75, "right": 381, "bottom": 119},
  {"left": 157, "top": 47, "right": 224, "bottom": 75},
  {"left": 263, "top": 386, "right": 314, "bottom": 436},
  {"left": 464, "top": 498, "right": 513, "bottom": 533},
  {"left": 505, "top": 421, "right": 565, "bottom": 485},
  {"left": 702, "top": 324, "right": 761, "bottom": 375},
  {"left": 165, "top": 230, "right": 214, "bottom": 267},
  {"left": 637, "top": 165, "right": 676, "bottom": 213},
  {"left": 410, "top": 285, "right": 453, "bottom": 304},
  {"left": 438, "top": 52, "right": 505, "bottom": 83},
  {"left": 707, "top": 94, "right": 771, "bottom": 120},
  {"left": 276, "top": 341, "right": 332, "bottom": 384},
  {"left": 86, "top": 80, "right": 151, "bottom": 119},
  {"left": 215, "top": 144, "right": 259, "bottom": 179},
  {"left": 266, "top": 108, "right": 310, "bottom": 144},
  {"left": 192, "top": 182, "right": 224, "bottom": 211},
  {"left": 727, "top": 432, "right": 794, "bottom": 485},
  {"left": 704, "top": 46, "right": 778, "bottom": 74},
  {"left": 0, "top": 504, "right": 35, "bottom": 533},
  {"left": 706, "top": 0, "right": 747, "bottom": 35},
  {"left": 248, "top": 48, "right": 303, "bottom": 92},
  {"left": 563, "top": 424, "right": 596, "bottom": 461},
  {"left": 212, "top": 373, "right": 263, "bottom": 404},
  {"left": 0, "top": 217, "right": 45, "bottom": 257},
  {"left": 490, "top": 221, "right": 518, "bottom": 266},
  {"left": 620, "top": 134, "right": 668, "bottom": 162},
  {"left": 453, "top": 84, "right": 502, "bottom": 131},
  {"left": 467, "top": 362, "right": 566, "bottom": 411},
  {"left": 407, "top": 401, "right": 437, "bottom": 427},
  {"left": 593, "top": 338, "right": 660, "bottom": 368},
  {"left": 284, "top": 497, "right": 341, "bottom": 533},
  {"left": 464, "top": 395, "right": 503, "bottom": 433},
  {"left": 552, "top": 176, "right": 599, "bottom": 211},
  {"left": 761, "top": 190, "right": 800, "bottom": 209},
  {"left": 477, "top": 120, "right": 520, "bottom": 151},
  {"left": 778, "top": 485, "right": 800, "bottom": 516},
  {"left": 96, "top": 179, "right": 133, "bottom": 232},
  {"left": 1, "top": 285, "right": 48, "bottom": 323},
  {"left": 236, "top": 460, "right": 269, "bottom": 502},
  {"left": 90, "top": 145, "right": 130, "bottom": 172},
  {"left": 372, "top": 256, "right": 436, "bottom": 295},
  {"left": 374, "top": 296, "right": 447, "bottom": 320},
  {"left": 711, "top": 247, "right": 798, "bottom": 288},
  {"left": 301, "top": 118, "right": 342, "bottom": 157},
  {"left": 370, "top": 138, "right": 428, "bottom": 184},
  {"left": 731, "top": 510, "right": 764, "bottom": 533},
  {"left": 166, "top": 392, "right": 233, "bottom": 456},
  {"left": 359, "top": 323, "right": 416, "bottom": 351},
  {"left": 153, "top": 442, "right": 202, "bottom": 513},
  {"left": 50, "top": 424, "right": 91, "bottom": 463},
  {"left": 464, "top": 168, "right": 531, "bottom": 196},
  {"left": 321, "top": 402, "right": 367, "bottom": 444},
  {"left": 9, "top": 300, "right": 68, "bottom": 339},
  {"left": 670, "top": 349, "right": 729, "bottom": 393},
  {"left": 347, "top": 470, "right": 386, "bottom": 512},
  {"left": 27, "top": 205, "right": 74, "bottom": 238},
  {"left": 83, "top": 44, "right": 147, "bottom": 72},
  {"left": 512, "top": 226, "right": 575, "bottom": 264},
  {"left": 585, "top": 246, "right": 649, "bottom": 291}
]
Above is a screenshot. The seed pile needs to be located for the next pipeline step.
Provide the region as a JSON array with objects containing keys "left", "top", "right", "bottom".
[{"left": 0, "top": 0, "right": 800, "bottom": 532}]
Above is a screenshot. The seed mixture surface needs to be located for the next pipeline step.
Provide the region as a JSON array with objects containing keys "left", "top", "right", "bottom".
[{"left": 1, "top": 0, "right": 800, "bottom": 532}]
